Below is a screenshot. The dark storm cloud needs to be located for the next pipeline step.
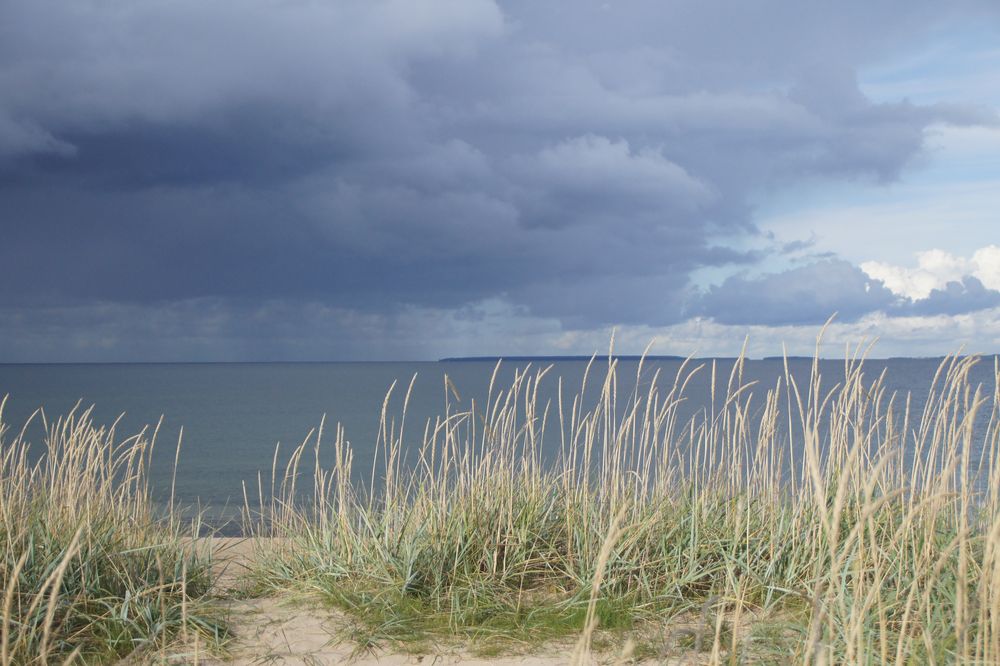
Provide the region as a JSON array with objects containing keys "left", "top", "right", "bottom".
[
  {"left": 694, "top": 263, "right": 1000, "bottom": 326},
  {"left": 904, "top": 277, "right": 1000, "bottom": 317},
  {"left": 1, "top": 0, "right": 998, "bottom": 358},
  {"left": 695, "top": 260, "right": 899, "bottom": 326}
]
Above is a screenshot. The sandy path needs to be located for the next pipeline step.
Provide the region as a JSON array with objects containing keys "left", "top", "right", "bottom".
[{"left": 197, "top": 538, "right": 579, "bottom": 666}]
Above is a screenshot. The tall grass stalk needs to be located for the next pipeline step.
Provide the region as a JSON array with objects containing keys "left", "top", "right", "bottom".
[
  {"left": 0, "top": 401, "right": 224, "bottom": 664},
  {"left": 238, "top": 332, "right": 1000, "bottom": 663},
  {"left": 247, "top": 333, "right": 1000, "bottom": 662}
]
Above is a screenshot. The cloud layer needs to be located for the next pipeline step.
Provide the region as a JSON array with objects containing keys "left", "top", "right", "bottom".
[
  {"left": 1, "top": 0, "right": 998, "bottom": 359},
  {"left": 863, "top": 246, "right": 1000, "bottom": 299}
]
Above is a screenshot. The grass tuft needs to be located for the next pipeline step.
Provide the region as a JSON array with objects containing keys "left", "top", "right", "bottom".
[{"left": 0, "top": 401, "right": 226, "bottom": 664}]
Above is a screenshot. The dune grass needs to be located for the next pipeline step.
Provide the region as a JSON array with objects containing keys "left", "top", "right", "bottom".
[
  {"left": 243, "top": 334, "right": 1000, "bottom": 663},
  {"left": 0, "top": 400, "right": 226, "bottom": 665},
  {"left": 6, "top": 329, "right": 1000, "bottom": 663}
]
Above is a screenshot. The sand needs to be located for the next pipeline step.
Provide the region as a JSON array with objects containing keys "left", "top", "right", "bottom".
[
  {"left": 193, "top": 538, "right": 582, "bottom": 666},
  {"left": 177, "top": 538, "right": 726, "bottom": 665}
]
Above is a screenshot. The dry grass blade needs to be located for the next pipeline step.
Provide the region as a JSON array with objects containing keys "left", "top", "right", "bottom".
[{"left": 0, "top": 402, "right": 226, "bottom": 664}]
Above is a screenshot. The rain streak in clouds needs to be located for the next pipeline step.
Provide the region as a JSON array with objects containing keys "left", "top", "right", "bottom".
[{"left": 1, "top": 0, "right": 999, "bottom": 360}]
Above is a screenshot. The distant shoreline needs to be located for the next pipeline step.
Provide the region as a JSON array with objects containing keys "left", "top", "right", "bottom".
[
  {"left": 446, "top": 354, "right": 953, "bottom": 363},
  {"left": 439, "top": 355, "right": 687, "bottom": 362},
  {"left": 1, "top": 355, "right": 995, "bottom": 366},
  {"left": 440, "top": 354, "right": 993, "bottom": 363}
]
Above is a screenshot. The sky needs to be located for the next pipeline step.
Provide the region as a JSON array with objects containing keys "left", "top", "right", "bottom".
[{"left": 2, "top": 0, "right": 1000, "bottom": 361}]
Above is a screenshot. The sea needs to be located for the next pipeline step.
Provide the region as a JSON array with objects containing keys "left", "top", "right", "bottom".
[{"left": 1, "top": 357, "right": 997, "bottom": 531}]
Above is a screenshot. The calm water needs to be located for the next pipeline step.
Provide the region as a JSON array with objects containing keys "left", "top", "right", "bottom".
[{"left": 1, "top": 358, "right": 996, "bottom": 528}]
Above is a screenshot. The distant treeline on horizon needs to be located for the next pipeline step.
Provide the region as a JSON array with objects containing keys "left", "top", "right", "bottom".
[
  {"left": 439, "top": 354, "right": 999, "bottom": 363},
  {"left": 439, "top": 355, "right": 687, "bottom": 363}
]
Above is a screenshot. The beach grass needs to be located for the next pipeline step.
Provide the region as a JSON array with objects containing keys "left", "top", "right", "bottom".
[
  {"left": 0, "top": 400, "right": 226, "bottom": 664},
  {"left": 243, "top": 333, "right": 1000, "bottom": 663},
  {"left": 6, "top": 329, "right": 1000, "bottom": 663}
]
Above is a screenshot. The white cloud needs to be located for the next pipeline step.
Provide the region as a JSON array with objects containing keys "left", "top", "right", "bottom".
[
  {"left": 862, "top": 245, "right": 1000, "bottom": 299},
  {"left": 974, "top": 245, "right": 1000, "bottom": 288}
]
